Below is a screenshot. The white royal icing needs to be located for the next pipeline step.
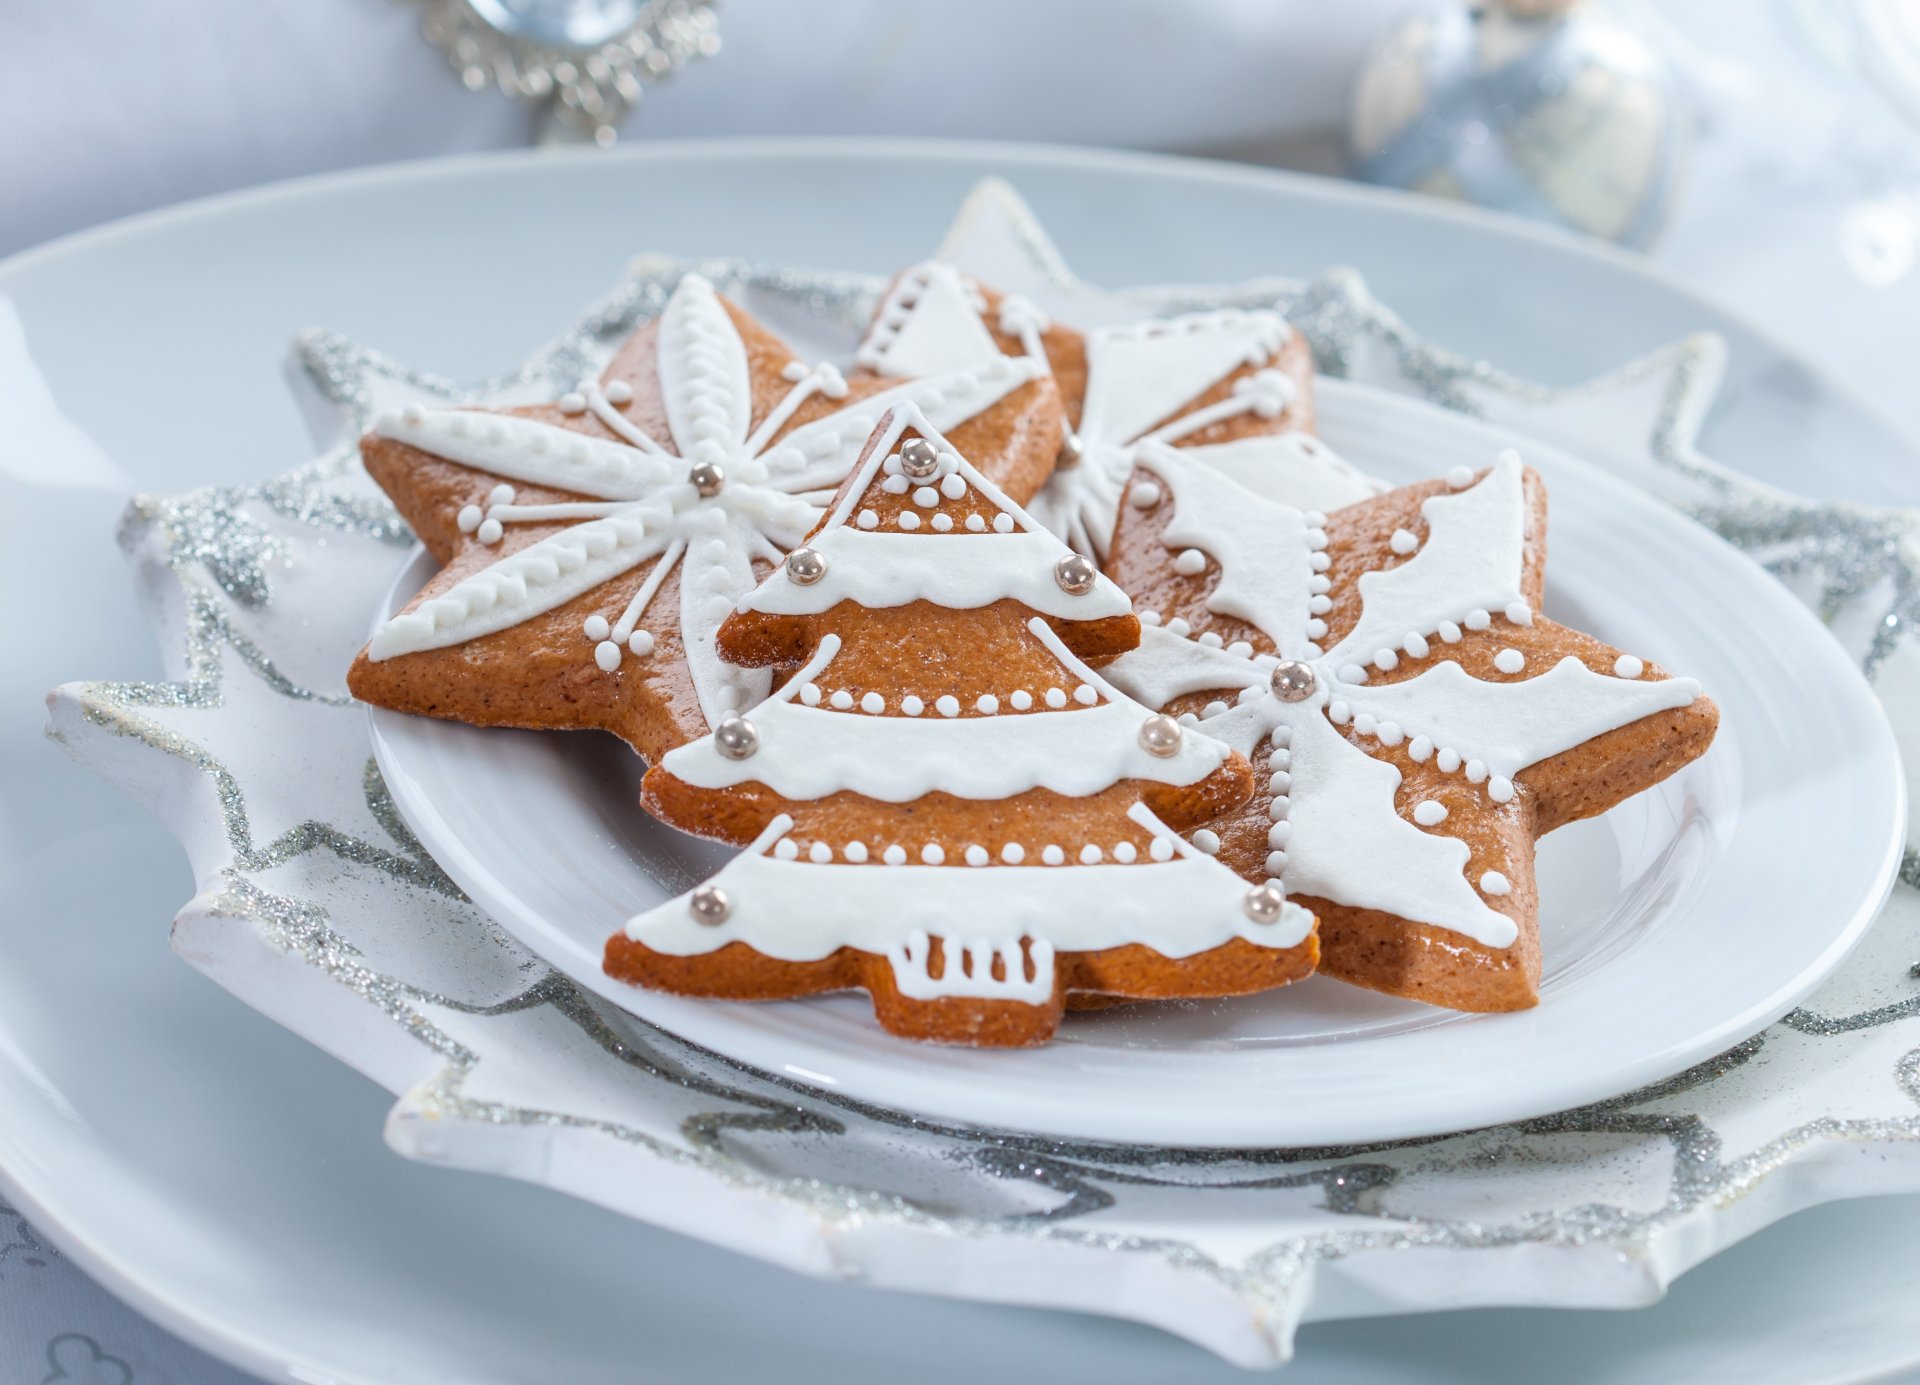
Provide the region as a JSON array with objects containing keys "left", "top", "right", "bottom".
[
  {"left": 740, "top": 405, "right": 1132, "bottom": 621},
  {"left": 367, "top": 273, "right": 1044, "bottom": 728},
  {"left": 626, "top": 804, "right": 1312, "bottom": 1004},
  {"left": 1103, "top": 447, "right": 1706, "bottom": 948},
  {"left": 660, "top": 621, "right": 1228, "bottom": 802},
  {"left": 851, "top": 262, "right": 1377, "bottom": 559}
]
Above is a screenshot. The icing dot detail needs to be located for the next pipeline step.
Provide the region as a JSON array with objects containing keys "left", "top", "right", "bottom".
[
  {"left": 883, "top": 845, "right": 907, "bottom": 866},
  {"left": 1130, "top": 481, "right": 1162, "bottom": 508},
  {"left": 1079, "top": 844, "right": 1103, "bottom": 864},
  {"left": 1390, "top": 528, "right": 1419, "bottom": 555},
  {"left": 965, "top": 845, "right": 989, "bottom": 867},
  {"left": 898, "top": 512, "right": 921, "bottom": 531},
  {"left": 1150, "top": 837, "right": 1175, "bottom": 862},
  {"left": 860, "top": 691, "right": 885, "bottom": 714},
  {"left": 799, "top": 683, "right": 821, "bottom": 706},
  {"left": 1494, "top": 648, "right": 1526, "bottom": 674},
  {"left": 965, "top": 514, "right": 987, "bottom": 532},
  {"left": 1489, "top": 776, "right": 1515, "bottom": 803},
  {"left": 1615, "top": 655, "right": 1644, "bottom": 678},
  {"left": 1045, "top": 688, "right": 1067, "bottom": 709},
  {"left": 808, "top": 842, "right": 832, "bottom": 864},
  {"left": 1010, "top": 690, "right": 1033, "bottom": 711},
  {"left": 992, "top": 514, "right": 1015, "bottom": 533},
  {"left": 1447, "top": 465, "right": 1474, "bottom": 488},
  {"left": 976, "top": 694, "right": 999, "bottom": 714},
  {"left": 1042, "top": 845, "right": 1065, "bottom": 866},
  {"left": 594, "top": 641, "right": 621, "bottom": 671},
  {"left": 1465, "top": 609, "right": 1491, "bottom": 631},
  {"left": 775, "top": 839, "right": 799, "bottom": 861},
  {"left": 936, "top": 695, "right": 961, "bottom": 718},
  {"left": 1413, "top": 800, "right": 1448, "bottom": 826},
  {"left": 1505, "top": 602, "right": 1534, "bottom": 627},
  {"left": 1192, "top": 829, "right": 1221, "bottom": 856},
  {"left": 921, "top": 843, "right": 945, "bottom": 865},
  {"left": 1480, "top": 870, "right": 1512, "bottom": 896},
  {"left": 1174, "top": 548, "right": 1207, "bottom": 576},
  {"left": 857, "top": 509, "right": 879, "bottom": 530},
  {"left": 913, "top": 486, "right": 939, "bottom": 508},
  {"left": 1073, "top": 685, "right": 1098, "bottom": 706},
  {"left": 1113, "top": 842, "right": 1137, "bottom": 864},
  {"left": 900, "top": 695, "right": 925, "bottom": 716},
  {"left": 844, "top": 841, "right": 869, "bottom": 863},
  {"left": 1001, "top": 843, "right": 1026, "bottom": 864},
  {"left": 829, "top": 690, "right": 854, "bottom": 710},
  {"left": 583, "top": 615, "right": 610, "bottom": 641}
]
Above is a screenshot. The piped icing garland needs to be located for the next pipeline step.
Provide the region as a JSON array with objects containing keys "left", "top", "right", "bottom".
[
  {"left": 362, "top": 273, "right": 1048, "bottom": 728},
  {"left": 1102, "top": 444, "right": 1704, "bottom": 949},
  {"left": 856, "top": 261, "right": 1378, "bottom": 557},
  {"left": 622, "top": 405, "right": 1312, "bottom": 1022}
]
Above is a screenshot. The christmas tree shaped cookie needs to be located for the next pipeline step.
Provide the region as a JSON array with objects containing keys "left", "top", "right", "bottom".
[
  {"left": 349, "top": 273, "right": 1065, "bottom": 764},
  {"left": 854, "top": 261, "right": 1377, "bottom": 556},
  {"left": 1100, "top": 442, "right": 1719, "bottom": 1012},
  {"left": 609, "top": 405, "right": 1318, "bottom": 1047}
]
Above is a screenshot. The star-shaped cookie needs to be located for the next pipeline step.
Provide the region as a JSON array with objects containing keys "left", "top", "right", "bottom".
[
  {"left": 853, "top": 261, "right": 1377, "bottom": 557},
  {"left": 1100, "top": 443, "right": 1719, "bottom": 1011},
  {"left": 348, "top": 273, "right": 1064, "bottom": 763}
]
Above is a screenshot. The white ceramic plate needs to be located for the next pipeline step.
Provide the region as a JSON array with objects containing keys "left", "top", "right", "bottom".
[
  {"left": 370, "top": 377, "right": 1899, "bottom": 1147},
  {"left": 11, "top": 141, "right": 1919, "bottom": 1385}
]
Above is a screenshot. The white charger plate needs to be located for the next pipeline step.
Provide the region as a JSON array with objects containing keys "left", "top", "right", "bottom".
[
  {"left": 12, "top": 140, "right": 1920, "bottom": 1384},
  {"left": 370, "top": 377, "right": 1901, "bottom": 1147}
]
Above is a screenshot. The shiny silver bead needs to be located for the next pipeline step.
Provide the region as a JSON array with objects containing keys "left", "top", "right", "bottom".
[
  {"left": 1137, "top": 713, "right": 1183, "bottom": 758},
  {"left": 1054, "top": 552, "right": 1098, "bottom": 595},
  {"left": 899, "top": 436, "right": 941, "bottom": 479},
  {"left": 713, "top": 713, "right": 758, "bottom": 760},
  {"left": 689, "top": 461, "right": 726, "bottom": 497},
  {"left": 1243, "top": 881, "right": 1288, "bottom": 924},
  {"left": 688, "top": 883, "right": 730, "bottom": 926},
  {"left": 1269, "top": 659, "right": 1317, "bottom": 702},
  {"left": 1056, "top": 432, "right": 1085, "bottom": 469},
  {"left": 785, "top": 546, "right": 826, "bottom": 586}
]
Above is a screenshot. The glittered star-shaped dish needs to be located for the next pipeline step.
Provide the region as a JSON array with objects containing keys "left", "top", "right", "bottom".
[
  {"left": 854, "top": 260, "right": 1377, "bottom": 558},
  {"left": 348, "top": 273, "right": 1064, "bottom": 762},
  {"left": 1101, "top": 444, "right": 1720, "bottom": 1011}
]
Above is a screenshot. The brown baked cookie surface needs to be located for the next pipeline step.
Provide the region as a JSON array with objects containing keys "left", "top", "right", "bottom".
[
  {"left": 348, "top": 271, "right": 1065, "bottom": 764},
  {"left": 610, "top": 405, "right": 1319, "bottom": 1047},
  {"left": 851, "top": 261, "right": 1376, "bottom": 557},
  {"left": 1099, "top": 443, "right": 1718, "bottom": 1013}
]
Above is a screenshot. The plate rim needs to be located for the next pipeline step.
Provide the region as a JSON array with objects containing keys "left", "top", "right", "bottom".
[
  {"left": 8, "top": 136, "right": 1914, "bottom": 1382},
  {"left": 371, "top": 375, "right": 1907, "bottom": 1147}
]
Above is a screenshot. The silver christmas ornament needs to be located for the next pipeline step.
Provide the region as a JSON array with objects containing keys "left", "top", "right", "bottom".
[
  {"left": 899, "top": 437, "right": 941, "bottom": 479},
  {"left": 1243, "top": 881, "right": 1289, "bottom": 924},
  {"left": 1270, "top": 660, "right": 1318, "bottom": 702},
  {"left": 713, "top": 713, "right": 758, "bottom": 760},
  {"left": 415, "top": 0, "right": 721, "bottom": 147},
  {"left": 1138, "top": 713, "right": 1184, "bottom": 758},
  {"left": 1348, "top": 0, "right": 1688, "bottom": 248},
  {"left": 689, "top": 461, "right": 726, "bottom": 497},
  {"left": 786, "top": 547, "right": 827, "bottom": 586},
  {"left": 688, "top": 882, "right": 731, "bottom": 925},
  {"left": 1056, "top": 432, "right": 1085, "bottom": 469}
]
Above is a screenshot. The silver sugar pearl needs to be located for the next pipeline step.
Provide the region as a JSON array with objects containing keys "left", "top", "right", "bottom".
[
  {"left": 1054, "top": 552, "right": 1098, "bottom": 595},
  {"left": 1243, "top": 881, "right": 1288, "bottom": 924},
  {"left": 1056, "top": 432, "right": 1085, "bottom": 469},
  {"left": 786, "top": 546, "right": 827, "bottom": 585},
  {"left": 899, "top": 437, "right": 941, "bottom": 479},
  {"left": 713, "top": 713, "right": 759, "bottom": 760},
  {"left": 688, "top": 883, "right": 731, "bottom": 926},
  {"left": 690, "top": 461, "right": 726, "bottom": 497},
  {"left": 1138, "top": 713, "right": 1183, "bottom": 758},
  {"left": 1270, "top": 659, "right": 1317, "bottom": 702}
]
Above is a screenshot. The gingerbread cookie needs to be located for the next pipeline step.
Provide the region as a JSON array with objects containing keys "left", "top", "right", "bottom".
[
  {"left": 609, "top": 404, "right": 1318, "bottom": 1047},
  {"left": 854, "top": 261, "right": 1377, "bottom": 555},
  {"left": 1100, "top": 443, "right": 1718, "bottom": 1012},
  {"left": 349, "top": 272, "right": 1065, "bottom": 764}
]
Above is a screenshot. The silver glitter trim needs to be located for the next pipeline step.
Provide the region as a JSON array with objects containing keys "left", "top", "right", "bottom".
[{"left": 43, "top": 229, "right": 1920, "bottom": 1356}]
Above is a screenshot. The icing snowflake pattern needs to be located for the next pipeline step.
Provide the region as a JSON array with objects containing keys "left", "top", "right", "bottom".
[
  {"left": 857, "top": 262, "right": 1375, "bottom": 559},
  {"left": 1104, "top": 445, "right": 1703, "bottom": 944},
  {"left": 364, "top": 273, "right": 1046, "bottom": 724}
]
